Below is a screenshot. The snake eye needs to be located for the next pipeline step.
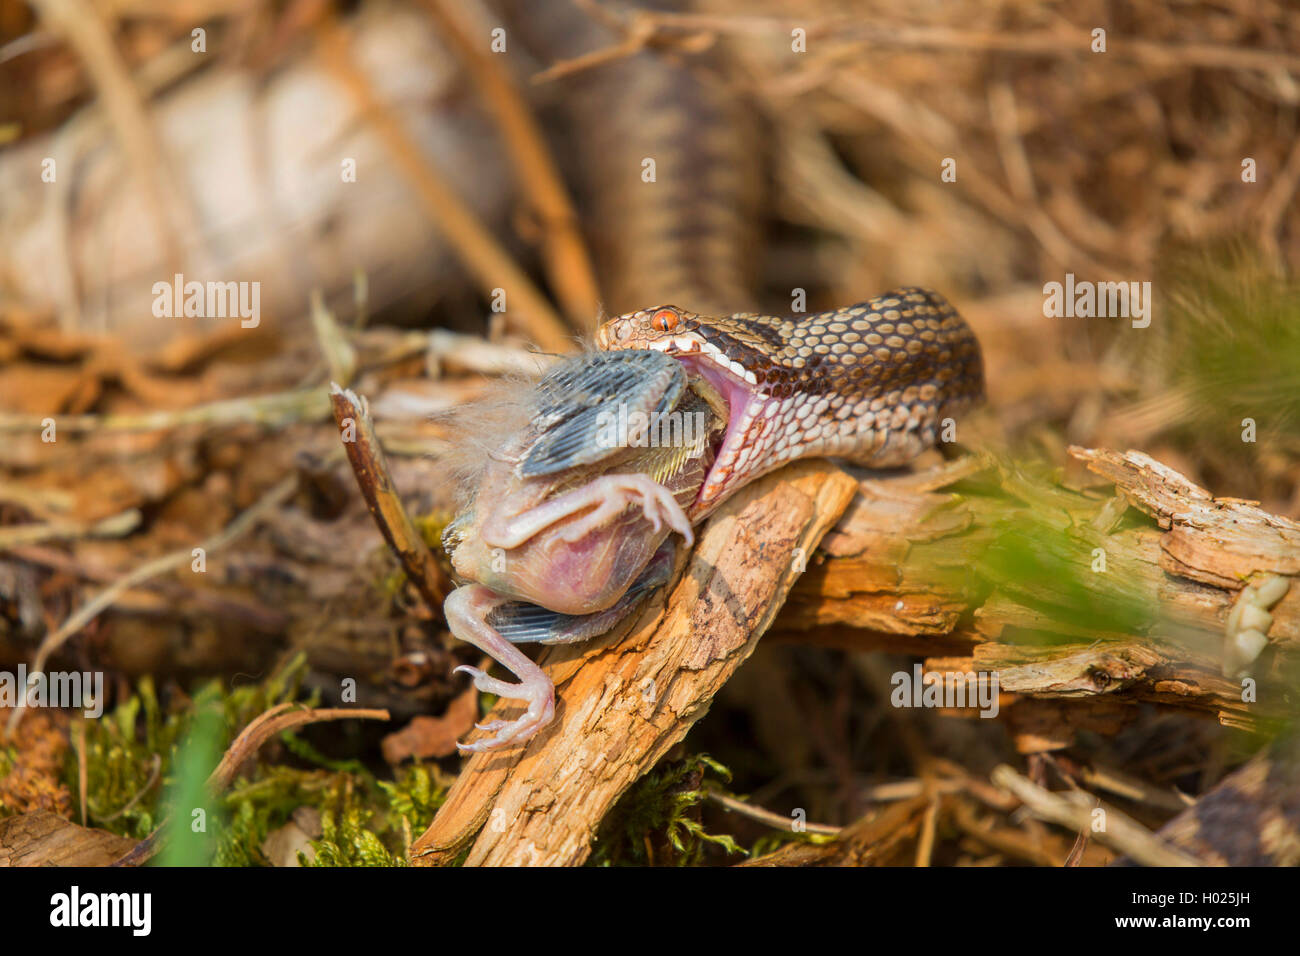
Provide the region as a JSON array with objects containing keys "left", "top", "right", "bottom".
[{"left": 652, "top": 308, "right": 679, "bottom": 332}]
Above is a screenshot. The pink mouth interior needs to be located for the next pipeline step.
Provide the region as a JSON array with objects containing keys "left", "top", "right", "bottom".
[{"left": 674, "top": 354, "right": 761, "bottom": 506}]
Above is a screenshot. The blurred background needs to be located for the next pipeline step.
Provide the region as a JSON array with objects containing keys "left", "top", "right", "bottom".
[{"left": 0, "top": 0, "right": 1297, "bottom": 865}]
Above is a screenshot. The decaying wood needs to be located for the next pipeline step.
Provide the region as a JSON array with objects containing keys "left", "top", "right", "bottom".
[
  {"left": 777, "top": 446, "right": 1300, "bottom": 738},
  {"left": 410, "top": 460, "right": 859, "bottom": 866},
  {"left": 404, "top": 443, "right": 1294, "bottom": 865},
  {"left": 0, "top": 809, "right": 136, "bottom": 867}
]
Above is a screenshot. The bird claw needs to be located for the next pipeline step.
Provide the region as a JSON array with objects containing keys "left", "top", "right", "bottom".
[
  {"left": 455, "top": 664, "right": 555, "bottom": 752},
  {"left": 457, "top": 695, "right": 555, "bottom": 753},
  {"left": 453, "top": 665, "right": 516, "bottom": 699}
]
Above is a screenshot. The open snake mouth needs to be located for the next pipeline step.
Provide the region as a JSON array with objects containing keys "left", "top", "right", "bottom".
[{"left": 635, "top": 337, "right": 767, "bottom": 512}]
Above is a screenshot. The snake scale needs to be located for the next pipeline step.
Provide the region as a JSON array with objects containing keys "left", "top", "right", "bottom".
[{"left": 492, "top": 0, "right": 1297, "bottom": 864}]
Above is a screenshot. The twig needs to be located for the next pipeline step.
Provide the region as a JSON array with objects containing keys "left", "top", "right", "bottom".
[
  {"left": 29, "top": 0, "right": 201, "bottom": 283},
  {"left": 425, "top": 329, "right": 559, "bottom": 379},
  {"left": 313, "top": 16, "right": 575, "bottom": 354},
  {"left": 330, "top": 384, "right": 453, "bottom": 609},
  {"left": 4, "top": 474, "right": 301, "bottom": 739},
  {"left": 915, "top": 795, "right": 940, "bottom": 866},
  {"left": 99, "top": 754, "right": 161, "bottom": 823},
  {"left": 948, "top": 797, "right": 1063, "bottom": 866},
  {"left": 0, "top": 507, "right": 140, "bottom": 550},
  {"left": 207, "top": 702, "right": 390, "bottom": 791},
  {"left": 706, "top": 790, "right": 841, "bottom": 836},
  {"left": 0, "top": 388, "right": 331, "bottom": 434},
  {"left": 530, "top": 32, "right": 650, "bottom": 85},
  {"left": 826, "top": 71, "right": 1114, "bottom": 276},
  {"left": 76, "top": 721, "right": 87, "bottom": 827},
  {"left": 113, "top": 702, "right": 390, "bottom": 866},
  {"left": 1072, "top": 761, "right": 1195, "bottom": 814},
  {"left": 422, "top": 0, "right": 602, "bottom": 330},
  {"left": 619, "top": 14, "right": 1300, "bottom": 75},
  {"left": 990, "top": 764, "right": 1203, "bottom": 866},
  {"left": 740, "top": 794, "right": 931, "bottom": 866},
  {"left": 309, "top": 289, "right": 357, "bottom": 387}
]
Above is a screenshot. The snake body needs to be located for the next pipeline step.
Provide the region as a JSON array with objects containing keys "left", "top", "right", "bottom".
[{"left": 503, "top": 0, "right": 761, "bottom": 316}]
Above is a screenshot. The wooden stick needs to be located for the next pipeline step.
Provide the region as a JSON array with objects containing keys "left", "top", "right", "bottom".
[
  {"left": 990, "top": 765, "right": 1203, "bottom": 866},
  {"left": 330, "top": 385, "right": 453, "bottom": 610},
  {"left": 422, "top": 0, "right": 603, "bottom": 330},
  {"left": 314, "top": 16, "right": 575, "bottom": 354},
  {"left": 113, "top": 702, "right": 390, "bottom": 867}
]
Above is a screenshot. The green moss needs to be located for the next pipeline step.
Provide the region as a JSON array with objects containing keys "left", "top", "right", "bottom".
[
  {"left": 71, "top": 655, "right": 312, "bottom": 840},
  {"left": 413, "top": 510, "right": 454, "bottom": 552},
  {"left": 302, "top": 764, "right": 446, "bottom": 867},
  {"left": 591, "top": 753, "right": 745, "bottom": 866},
  {"left": 65, "top": 653, "right": 449, "bottom": 865}
]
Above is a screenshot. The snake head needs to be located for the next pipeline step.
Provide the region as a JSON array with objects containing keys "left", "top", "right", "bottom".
[{"left": 595, "top": 305, "right": 705, "bottom": 351}]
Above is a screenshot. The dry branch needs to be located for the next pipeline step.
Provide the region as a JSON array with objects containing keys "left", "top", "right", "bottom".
[
  {"left": 739, "top": 794, "right": 931, "bottom": 866},
  {"left": 331, "top": 384, "right": 452, "bottom": 609},
  {"left": 422, "top": 0, "right": 602, "bottom": 329},
  {"left": 315, "top": 16, "right": 575, "bottom": 354},
  {"left": 113, "top": 702, "right": 391, "bottom": 867},
  {"left": 411, "top": 460, "right": 859, "bottom": 866},
  {"left": 990, "top": 764, "right": 1202, "bottom": 866},
  {"left": 776, "top": 446, "right": 1300, "bottom": 737}
]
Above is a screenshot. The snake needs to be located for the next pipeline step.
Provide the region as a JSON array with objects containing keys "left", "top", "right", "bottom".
[{"left": 503, "top": 0, "right": 984, "bottom": 515}]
